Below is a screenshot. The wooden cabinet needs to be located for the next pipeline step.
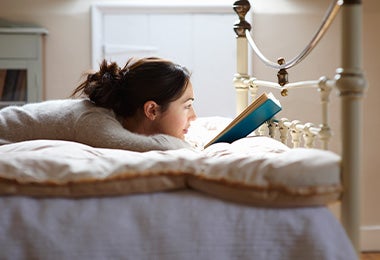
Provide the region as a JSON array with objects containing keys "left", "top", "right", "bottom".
[{"left": 0, "top": 26, "right": 48, "bottom": 108}]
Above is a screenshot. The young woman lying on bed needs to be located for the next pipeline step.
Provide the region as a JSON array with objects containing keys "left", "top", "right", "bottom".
[{"left": 0, "top": 57, "right": 197, "bottom": 152}]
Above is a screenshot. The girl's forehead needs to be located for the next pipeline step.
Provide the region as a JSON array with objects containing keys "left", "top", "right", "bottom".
[{"left": 182, "top": 81, "right": 194, "bottom": 97}]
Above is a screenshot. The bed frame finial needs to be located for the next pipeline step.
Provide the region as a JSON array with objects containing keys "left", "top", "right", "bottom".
[
  {"left": 233, "top": 0, "right": 251, "bottom": 37},
  {"left": 277, "top": 58, "right": 288, "bottom": 87}
]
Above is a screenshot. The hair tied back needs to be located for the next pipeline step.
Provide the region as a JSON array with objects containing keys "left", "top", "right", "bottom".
[
  {"left": 122, "top": 68, "right": 129, "bottom": 78},
  {"left": 102, "top": 72, "right": 113, "bottom": 83}
]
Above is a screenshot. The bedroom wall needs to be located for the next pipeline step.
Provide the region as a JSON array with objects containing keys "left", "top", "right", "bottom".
[{"left": 0, "top": 0, "right": 379, "bottom": 251}]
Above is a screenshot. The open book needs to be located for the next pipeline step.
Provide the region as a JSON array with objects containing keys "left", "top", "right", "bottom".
[{"left": 204, "top": 92, "right": 282, "bottom": 148}]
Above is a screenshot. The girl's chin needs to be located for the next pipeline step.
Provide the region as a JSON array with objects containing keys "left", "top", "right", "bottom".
[{"left": 176, "top": 133, "right": 186, "bottom": 140}]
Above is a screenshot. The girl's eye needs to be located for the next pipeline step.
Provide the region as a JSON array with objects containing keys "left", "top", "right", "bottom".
[{"left": 185, "top": 103, "right": 193, "bottom": 109}]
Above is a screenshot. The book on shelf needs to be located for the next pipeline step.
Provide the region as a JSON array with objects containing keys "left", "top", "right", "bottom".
[
  {"left": 0, "top": 69, "right": 27, "bottom": 102},
  {"left": 204, "top": 92, "right": 282, "bottom": 148},
  {"left": 1, "top": 70, "right": 19, "bottom": 101},
  {"left": 0, "top": 70, "right": 6, "bottom": 98},
  {"left": 14, "top": 70, "right": 27, "bottom": 101}
]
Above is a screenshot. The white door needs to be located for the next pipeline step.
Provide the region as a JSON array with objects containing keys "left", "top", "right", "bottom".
[{"left": 92, "top": 3, "right": 237, "bottom": 117}]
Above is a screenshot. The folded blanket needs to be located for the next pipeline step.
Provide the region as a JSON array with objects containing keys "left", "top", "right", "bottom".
[{"left": 0, "top": 136, "right": 341, "bottom": 207}]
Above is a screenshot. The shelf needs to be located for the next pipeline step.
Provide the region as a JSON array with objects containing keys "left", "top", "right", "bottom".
[{"left": 0, "top": 25, "right": 47, "bottom": 107}]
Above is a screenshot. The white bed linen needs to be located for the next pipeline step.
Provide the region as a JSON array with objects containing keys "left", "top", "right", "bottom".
[
  {"left": 0, "top": 137, "right": 341, "bottom": 204},
  {"left": 0, "top": 190, "right": 356, "bottom": 260}
]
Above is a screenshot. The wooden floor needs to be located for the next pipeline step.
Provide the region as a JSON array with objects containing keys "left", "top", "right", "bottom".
[{"left": 361, "top": 252, "right": 380, "bottom": 260}]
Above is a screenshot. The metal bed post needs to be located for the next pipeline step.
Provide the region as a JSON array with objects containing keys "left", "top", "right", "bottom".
[
  {"left": 335, "top": 0, "right": 367, "bottom": 254},
  {"left": 233, "top": 0, "right": 251, "bottom": 115}
]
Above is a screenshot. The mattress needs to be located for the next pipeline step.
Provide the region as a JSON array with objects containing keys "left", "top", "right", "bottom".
[{"left": 0, "top": 190, "right": 356, "bottom": 260}]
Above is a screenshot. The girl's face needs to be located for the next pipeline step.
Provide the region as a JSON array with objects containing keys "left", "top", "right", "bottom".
[{"left": 154, "top": 82, "right": 197, "bottom": 140}]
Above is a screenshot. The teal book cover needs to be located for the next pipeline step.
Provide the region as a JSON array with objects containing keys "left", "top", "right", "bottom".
[{"left": 205, "top": 92, "right": 281, "bottom": 148}]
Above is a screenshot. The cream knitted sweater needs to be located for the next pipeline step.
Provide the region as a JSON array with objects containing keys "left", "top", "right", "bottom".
[{"left": 0, "top": 99, "right": 191, "bottom": 152}]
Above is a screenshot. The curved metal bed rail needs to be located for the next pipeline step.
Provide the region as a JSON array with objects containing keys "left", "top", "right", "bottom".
[{"left": 245, "top": 0, "right": 343, "bottom": 70}]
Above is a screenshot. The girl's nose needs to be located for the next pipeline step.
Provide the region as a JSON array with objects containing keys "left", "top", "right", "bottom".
[{"left": 190, "top": 108, "right": 197, "bottom": 121}]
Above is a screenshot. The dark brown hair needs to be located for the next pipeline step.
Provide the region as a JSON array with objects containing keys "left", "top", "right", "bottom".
[{"left": 71, "top": 57, "right": 191, "bottom": 117}]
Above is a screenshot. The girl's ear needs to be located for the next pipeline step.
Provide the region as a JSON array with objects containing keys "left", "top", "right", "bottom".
[{"left": 143, "top": 101, "right": 160, "bottom": 121}]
